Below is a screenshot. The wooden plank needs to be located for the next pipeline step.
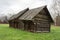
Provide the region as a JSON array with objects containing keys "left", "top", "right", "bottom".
[
  {"left": 33, "top": 18, "right": 49, "bottom": 21},
  {"left": 35, "top": 14, "right": 48, "bottom": 18}
]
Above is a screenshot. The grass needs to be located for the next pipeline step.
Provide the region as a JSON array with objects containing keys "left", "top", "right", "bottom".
[{"left": 0, "top": 24, "right": 60, "bottom": 40}]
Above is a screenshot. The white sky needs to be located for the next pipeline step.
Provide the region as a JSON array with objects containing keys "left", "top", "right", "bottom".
[
  {"left": 0, "top": 0, "right": 53, "bottom": 14},
  {"left": 0, "top": 0, "right": 56, "bottom": 20}
]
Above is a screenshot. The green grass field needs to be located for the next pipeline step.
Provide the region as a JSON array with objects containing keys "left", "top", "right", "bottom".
[{"left": 0, "top": 24, "right": 60, "bottom": 40}]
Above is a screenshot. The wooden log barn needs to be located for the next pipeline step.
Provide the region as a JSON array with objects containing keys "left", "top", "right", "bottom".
[{"left": 9, "top": 5, "right": 53, "bottom": 32}]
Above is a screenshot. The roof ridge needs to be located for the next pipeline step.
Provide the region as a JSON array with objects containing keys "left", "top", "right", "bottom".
[{"left": 17, "top": 8, "right": 29, "bottom": 19}]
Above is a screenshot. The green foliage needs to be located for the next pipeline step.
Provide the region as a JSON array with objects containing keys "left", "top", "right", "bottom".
[{"left": 0, "top": 24, "right": 60, "bottom": 40}]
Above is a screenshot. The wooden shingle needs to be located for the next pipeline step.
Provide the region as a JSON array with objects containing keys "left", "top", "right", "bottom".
[{"left": 9, "top": 8, "right": 29, "bottom": 20}]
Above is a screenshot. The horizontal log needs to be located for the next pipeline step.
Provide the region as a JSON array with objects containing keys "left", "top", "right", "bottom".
[{"left": 35, "top": 14, "right": 48, "bottom": 19}]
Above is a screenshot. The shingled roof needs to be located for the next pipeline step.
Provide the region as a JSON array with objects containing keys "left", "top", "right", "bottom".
[
  {"left": 19, "top": 6, "right": 44, "bottom": 20},
  {"left": 19, "top": 6, "right": 53, "bottom": 22},
  {"left": 9, "top": 5, "right": 53, "bottom": 22},
  {"left": 9, "top": 8, "right": 29, "bottom": 20}
]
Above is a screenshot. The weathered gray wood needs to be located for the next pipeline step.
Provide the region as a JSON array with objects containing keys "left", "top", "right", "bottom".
[{"left": 9, "top": 5, "right": 53, "bottom": 33}]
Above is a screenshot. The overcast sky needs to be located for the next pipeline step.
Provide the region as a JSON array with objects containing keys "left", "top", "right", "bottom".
[
  {"left": 1, "top": 0, "right": 58, "bottom": 20},
  {"left": 0, "top": 0, "right": 53, "bottom": 14}
]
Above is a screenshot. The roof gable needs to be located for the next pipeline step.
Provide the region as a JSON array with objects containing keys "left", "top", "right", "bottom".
[
  {"left": 19, "top": 6, "right": 53, "bottom": 22},
  {"left": 19, "top": 6, "right": 45, "bottom": 20},
  {"left": 9, "top": 8, "right": 29, "bottom": 20},
  {"left": 43, "top": 6, "right": 53, "bottom": 22},
  {"left": 9, "top": 5, "right": 53, "bottom": 22}
]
